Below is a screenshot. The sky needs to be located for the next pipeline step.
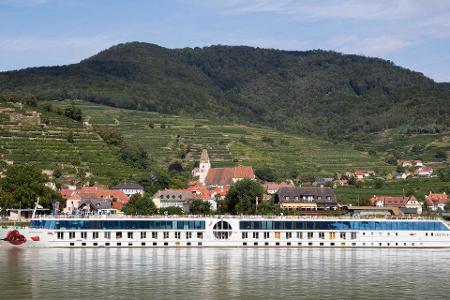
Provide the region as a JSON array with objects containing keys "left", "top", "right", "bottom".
[{"left": 1, "top": 0, "right": 450, "bottom": 82}]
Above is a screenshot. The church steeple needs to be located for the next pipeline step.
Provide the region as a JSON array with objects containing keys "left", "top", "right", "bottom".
[
  {"left": 200, "top": 149, "right": 209, "bottom": 164},
  {"left": 198, "top": 149, "right": 210, "bottom": 184}
]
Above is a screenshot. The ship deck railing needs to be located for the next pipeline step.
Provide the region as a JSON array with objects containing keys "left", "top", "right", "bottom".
[{"left": 32, "top": 214, "right": 444, "bottom": 221}]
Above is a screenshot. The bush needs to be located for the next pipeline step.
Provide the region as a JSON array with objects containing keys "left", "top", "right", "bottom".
[
  {"left": 96, "top": 126, "right": 123, "bottom": 146},
  {"left": 64, "top": 104, "right": 83, "bottom": 122}
]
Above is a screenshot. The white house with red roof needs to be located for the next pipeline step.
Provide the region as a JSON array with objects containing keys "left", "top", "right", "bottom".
[
  {"left": 353, "top": 170, "right": 376, "bottom": 180},
  {"left": 61, "top": 186, "right": 129, "bottom": 213},
  {"left": 369, "top": 195, "right": 422, "bottom": 214},
  {"left": 417, "top": 166, "right": 433, "bottom": 177},
  {"left": 264, "top": 182, "right": 294, "bottom": 195},
  {"left": 425, "top": 192, "right": 449, "bottom": 212},
  {"left": 399, "top": 160, "right": 423, "bottom": 168}
]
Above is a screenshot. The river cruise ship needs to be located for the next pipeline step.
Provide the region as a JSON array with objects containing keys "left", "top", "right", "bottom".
[{"left": 2, "top": 216, "right": 450, "bottom": 248}]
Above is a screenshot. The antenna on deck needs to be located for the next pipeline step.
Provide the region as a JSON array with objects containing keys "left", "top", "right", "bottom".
[{"left": 32, "top": 197, "right": 40, "bottom": 219}]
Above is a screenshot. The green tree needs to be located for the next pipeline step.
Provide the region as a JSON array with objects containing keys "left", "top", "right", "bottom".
[
  {"left": 257, "top": 199, "right": 279, "bottom": 215},
  {"left": 0, "top": 164, "right": 59, "bottom": 210},
  {"left": 67, "top": 130, "right": 74, "bottom": 143},
  {"left": 160, "top": 206, "right": 183, "bottom": 215},
  {"left": 95, "top": 126, "right": 123, "bottom": 146},
  {"left": 64, "top": 104, "right": 83, "bottom": 121},
  {"left": 122, "top": 194, "right": 157, "bottom": 215},
  {"left": 255, "top": 167, "right": 277, "bottom": 182},
  {"left": 189, "top": 200, "right": 211, "bottom": 215},
  {"left": 225, "top": 179, "right": 264, "bottom": 214},
  {"left": 438, "top": 167, "right": 450, "bottom": 182},
  {"left": 374, "top": 178, "right": 385, "bottom": 189},
  {"left": 435, "top": 150, "right": 447, "bottom": 160}
]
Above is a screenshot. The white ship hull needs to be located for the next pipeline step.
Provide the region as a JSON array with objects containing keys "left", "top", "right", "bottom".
[{"left": 2, "top": 217, "right": 450, "bottom": 248}]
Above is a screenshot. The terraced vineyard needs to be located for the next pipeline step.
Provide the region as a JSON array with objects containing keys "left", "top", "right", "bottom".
[
  {"left": 56, "top": 101, "right": 396, "bottom": 178},
  {"left": 0, "top": 101, "right": 143, "bottom": 185}
]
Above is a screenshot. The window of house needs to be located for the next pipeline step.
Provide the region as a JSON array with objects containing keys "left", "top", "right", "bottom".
[
  {"left": 141, "top": 232, "right": 147, "bottom": 239},
  {"left": 242, "top": 232, "right": 248, "bottom": 239},
  {"left": 163, "top": 232, "right": 169, "bottom": 239}
]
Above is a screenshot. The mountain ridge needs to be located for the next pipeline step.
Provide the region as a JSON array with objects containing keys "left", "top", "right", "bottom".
[{"left": 1, "top": 41, "right": 449, "bottom": 138}]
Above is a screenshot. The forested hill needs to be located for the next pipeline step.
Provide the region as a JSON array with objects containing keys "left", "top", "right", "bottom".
[{"left": 1, "top": 42, "right": 449, "bottom": 137}]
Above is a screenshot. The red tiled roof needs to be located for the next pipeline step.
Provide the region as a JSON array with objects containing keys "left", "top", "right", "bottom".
[
  {"left": 204, "top": 166, "right": 255, "bottom": 186},
  {"left": 426, "top": 193, "right": 449, "bottom": 205},
  {"left": 419, "top": 166, "right": 433, "bottom": 173},
  {"left": 264, "top": 182, "right": 294, "bottom": 191},
  {"left": 60, "top": 187, "right": 129, "bottom": 204},
  {"left": 369, "top": 195, "right": 417, "bottom": 206}
]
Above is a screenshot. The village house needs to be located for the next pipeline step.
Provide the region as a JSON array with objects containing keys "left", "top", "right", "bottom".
[
  {"left": 417, "top": 166, "right": 433, "bottom": 177},
  {"left": 425, "top": 192, "right": 449, "bottom": 212},
  {"left": 312, "top": 177, "right": 333, "bottom": 187},
  {"left": 275, "top": 187, "right": 338, "bottom": 211},
  {"left": 264, "top": 182, "right": 294, "bottom": 195},
  {"left": 152, "top": 189, "right": 193, "bottom": 212},
  {"left": 111, "top": 183, "right": 144, "bottom": 198},
  {"left": 368, "top": 195, "right": 422, "bottom": 215},
  {"left": 352, "top": 170, "right": 376, "bottom": 180},
  {"left": 61, "top": 186, "right": 128, "bottom": 214},
  {"left": 395, "top": 172, "right": 408, "bottom": 180},
  {"left": 333, "top": 179, "right": 349, "bottom": 187},
  {"left": 399, "top": 159, "right": 423, "bottom": 168}
]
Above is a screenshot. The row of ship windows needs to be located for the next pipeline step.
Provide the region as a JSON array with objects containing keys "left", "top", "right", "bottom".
[
  {"left": 68, "top": 241, "right": 421, "bottom": 247},
  {"left": 242, "top": 232, "right": 358, "bottom": 240},
  {"left": 57, "top": 231, "right": 204, "bottom": 240}
]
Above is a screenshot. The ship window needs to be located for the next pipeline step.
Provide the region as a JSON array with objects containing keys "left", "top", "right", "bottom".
[
  {"left": 70, "top": 242, "right": 75, "bottom": 246},
  {"left": 213, "top": 221, "right": 232, "bottom": 239},
  {"left": 319, "top": 232, "right": 325, "bottom": 239},
  {"left": 93, "top": 243, "right": 98, "bottom": 246},
  {"left": 254, "top": 242, "right": 258, "bottom": 246},
  {"left": 253, "top": 232, "right": 259, "bottom": 239},
  {"left": 69, "top": 232, "right": 75, "bottom": 239},
  {"left": 308, "top": 232, "right": 313, "bottom": 239},
  {"left": 93, "top": 232, "right": 99, "bottom": 240},
  {"left": 141, "top": 232, "right": 146, "bottom": 239},
  {"left": 57, "top": 232, "right": 64, "bottom": 240},
  {"left": 116, "top": 232, "right": 122, "bottom": 239},
  {"left": 175, "top": 232, "right": 181, "bottom": 239},
  {"left": 153, "top": 242, "right": 157, "bottom": 246},
  {"left": 298, "top": 242, "right": 302, "bottom": 246},
  {"left": 152, "top": 232, "right": 158, "bottom": 239},
  {"left": 81, "top": 232, "right": 87, "bottom": 239},
  {"left": 186, "top": 232, "right": 192, "bottom": 239},
  {"left": 197, "top": 232, "right": 203, "bottom": 239},
  {"left": 276, "top": 242, "right": 280, "bottom": 246},
  {"left": 187, "top": 242, "right": 191, "bottom": 246},
  {"left": 163, "top": 232, "right": 169, "bottom": 239},
  {"left": 82, "top": 242, "right": 86, "bottom": 246},
  {"left": 243, "top": 242, "right": 247, "bottom": 246},
  {"left": 286, "top": 232, "right": 292, "bottom": 239},
  {"left": 164, "top": 242, "right": 168, "bottom": 246},
  {"left": 128, "top": 242, "right": 133, "bottom": 246},
  {"left": 128, "top": 232, "right": 133, "bottom": 239},
  {"left": 297, "top": 232, "right": 303, "bottom": 239},
  {"left": 198, "top": 242, "right": 202, "bottom": 246},
  {"left": 351, "top": 232, "right": 357, "bottom": 239},
  {"left": 242, "top": 232, "right": 248, "bottom": 239},
  {"left": 264, "top": 232, "right": 270, "bottom": 239},
  {"left": 104, "top": 232, "right": 111, "bottom": 239},
  {"left": 340, "top": 232, "right": 346, "bottom": 240},
  {"left": 141, "top": 242, "right": 146, "bottom": 246}
]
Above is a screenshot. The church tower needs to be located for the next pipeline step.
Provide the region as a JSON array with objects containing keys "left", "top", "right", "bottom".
[{"left": 198, "top": 149, "right": 210, "bottom": 184}]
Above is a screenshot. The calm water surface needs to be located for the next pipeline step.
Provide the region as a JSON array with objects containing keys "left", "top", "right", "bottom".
[{"left": 0, "top": 247, "right": 449, "bottom": 299}]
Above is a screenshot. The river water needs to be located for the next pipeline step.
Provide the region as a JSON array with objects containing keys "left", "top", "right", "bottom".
[{"left": 0, "top": 247, "right": 449, "bottom": 299}]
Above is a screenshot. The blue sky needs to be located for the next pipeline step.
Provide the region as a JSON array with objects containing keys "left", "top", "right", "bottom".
[{"left": 1, "top": 0, "right": 450, "bottom": 82}]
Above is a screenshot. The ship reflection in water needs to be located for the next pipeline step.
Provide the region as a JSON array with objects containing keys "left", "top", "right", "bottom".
[{"left": 0, "top": 247, "right": 449, "bottom": 299}]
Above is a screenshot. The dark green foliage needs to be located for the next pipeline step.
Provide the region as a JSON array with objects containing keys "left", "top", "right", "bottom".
[
  {"left": 95, "top": 126, "right": 123, "bottom": 145},
  {"left": 64, "top": 104, "right": 82, "bottom": 122},
  {"left": 255, "top": 167, "right": 277, "bottom": 182},
  {"left": 122, "top": 193, "right": 157, "bottom": 215},
  {"left": 1, "top": 42, "right": 448, "bottom": 138},
  {"left": 374, "top": 178, "right": 385, "bottom": 189},
  {"left": 168, "top": 161, "right": 184, "bottom": 172},
  {"left": 161, "top": 206, "right": 184, "bottom": 215},
  {"left": 224, "top": 179, "right": 265, "bottom": 214},
  {"left": 67, "top": 130, "right": 74, "bottom": 143},
  {"left": 120, "top": 144, "right": 148, "bottom": 169},
  {"left": 257, "top": 200, "right": 280, "bottom": 215},
  {"left": 189, "top": 200, "right": 211, "bottom": 215},
  {"left": 435, "top": 150, "right": 447, "bottom": 160},
  {"left": 438, "top": 167, "right": 450, "bottom": 182},
  {"left": 0, "top": 164, "right": 60, "bottom": 211}
]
